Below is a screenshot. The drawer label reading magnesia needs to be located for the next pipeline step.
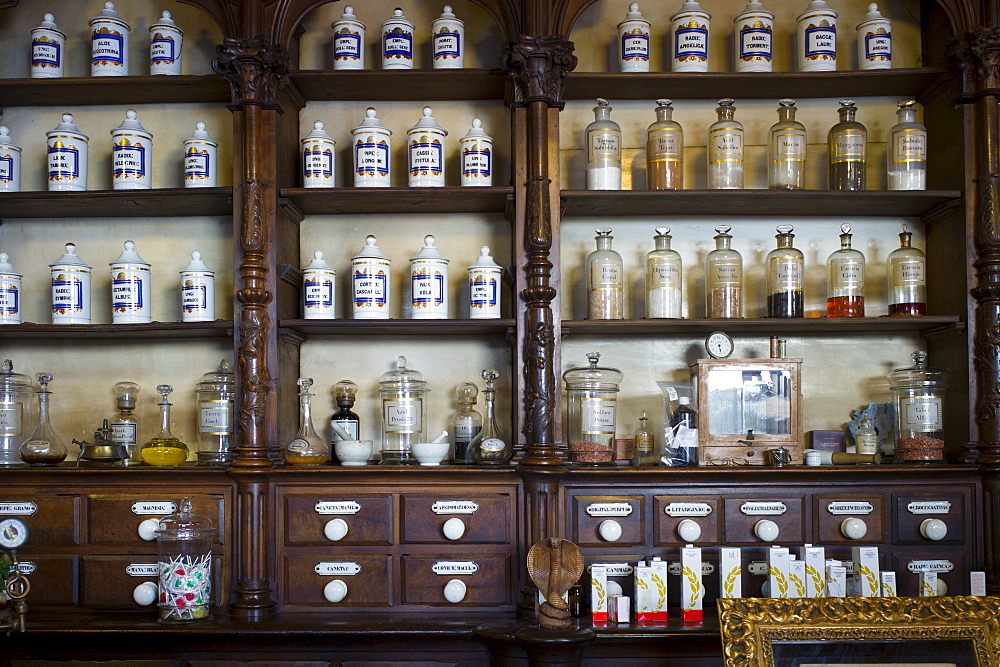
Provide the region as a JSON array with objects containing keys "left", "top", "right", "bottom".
[
  {"left": 663, "top": 502, "right": 712, "bottom": 517},
  {"left": 668, "top": 562, "right": 715, "bottom": 576},
  {"left": 740, "top": 501, "right": 787, "bottom": 516},
  {"left": 315, "top": 562, "right": 361, "bottom": 576},
  {"left": 0, "top": 502, "right": 37, "bottom": 515},
  {"left": 586, "top": 503, "right": 633, "bottom": 517},
  {"left": 315, "top": 501, "right": 362, "bottom": 515},
  {"left": 907, "top": 560, "right": 954, "bottom": 573},
  {"left": 431, "top": 501, "right": 479, "bottom": 515},
  {"left": 131, "top": 501, "right": 177, "bottom": 515},
  {"left": 907, "top": 501, "right": 951, "bottom": 515},
  {"left": 827, "top": 501, "right": 874, "bottom": 515},
  {"left": 126, "top": 563, "right": 159, "bottom": 577},
  {"left": 432, "top": 561, "right": 479, "bottom": 575}
]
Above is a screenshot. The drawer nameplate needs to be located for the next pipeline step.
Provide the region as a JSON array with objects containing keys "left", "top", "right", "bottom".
[
  {"left": 131, "top": 501, "right": 176, "bottom": 516},
  {"left": 668, "top": 562, "right": 715, "bottom": 576},
  {"left": 15, "top": 561, "right": 35, "bottom": 575},
  {"left": 585, "top": 563, "right": 633, "bottom": 576},
  {"left": 126, "top": 563, "right": 159, "bottom": 577},
  {"left": 432, "top": 561, "right": 479, "bottom": 575},
  {"left": 315, "top": 501, "right": 361, "bottom": 515},
  {"left": 827, "top": 501, "right": 874, "bottom": 515},
  {"left": 663, "top": 502, "right": 712, "bottom": 517},
  {"left": 315, "top": 562, "right": 361, "bottom": 576},
  {"left": 740, "top": 501, "right": 786, "bottom": 516},
  {"left": 586, "top": 503, "right": 633, "bottom": 517},
  {"left": 0, "top": 502, "right": 37, "bottom": 515},
  {"left": 431, "top": 501, "right": 479, "bottom": 515},
  {"left": 907, "top": 501, "right": 951, "bottom": 515},
  {"left": 908, "top": 560, "right": 954, "bottom": 573}
]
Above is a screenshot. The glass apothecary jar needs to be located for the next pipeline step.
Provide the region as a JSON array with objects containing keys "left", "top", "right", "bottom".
[
  {"left": 378, "top": 356, "right": 427, "bottom": 465},
  {"left": 195, "top": 360, "right": 234, "bottom": 466},
  {"left": 562, "top": 352, "right": 622, "bottom": 466},
  {"left": 155, "top": 497, "right": 214, "bottom": 623},
  {"left": 888, "top": 351, "right": 949, "bottom": 463},
  {"left": 0, "top": 360, "right": 32, "bottom": 466}
]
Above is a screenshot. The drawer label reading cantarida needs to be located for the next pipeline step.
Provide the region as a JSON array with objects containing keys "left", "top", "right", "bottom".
[
  {"left": 740, "top": 501, "right": 787, "bottom": 516},
  {"left": 827, "top": 501, "right": 874, "bottom": 515},
  {"left": 431, "top": 501, "right": 479, "bottom": 515},
  {"left": 0, "top": 502, "right": 37, "bottom": 515},
  {"left": 126, "top": 563, "right": 159, "bottom": 577},
  {"left": 432, "top": 561, "right": 479, "bottom": 575},
  {"left": 315, "top": 562, "right": 361, "bottom": 576},
  {"left": 663, "top": 502, "right": 712, "bottom": 517},
  {"left": 586, "top": 503, "right": 633, "bottom": 517},
  {"left": 907, "top": 501, "right": 951, "bottom": 515},
  {"left": 131, "top": 501, "right": 177, "bottom": 515},
  {"left": 315, "top": 501, "right": 362, "bottom": 515}
]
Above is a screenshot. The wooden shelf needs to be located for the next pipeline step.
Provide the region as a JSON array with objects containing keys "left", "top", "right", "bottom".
[
  {"left": 281, "top": 187, "right": 514, "bottom": 215},
  {"left": 0, "top": 321, "right": 234, "bottom": 340},
  {"left": 562, "top": 67, "right": 948, "bottom": 100},
  {"left": 0, "top": 75, "right": 230, "bottom": 107},
  {"left": 561, "top": 317, "right": 962, "bottom": 336},
  {"left": 288, "top": 69, "right": 506, "bottom": 101},
  {"left": 281, "top": 318, "right": 515, "bottom": 337},
  {"left": 560, "top": 190, "right": 962, "bottom": 218},
  {"left": 0, "top": 188, "right": 233, "bottom": 219}
]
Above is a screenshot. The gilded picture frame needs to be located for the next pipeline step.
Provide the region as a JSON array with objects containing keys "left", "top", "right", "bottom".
[{"left": 718, "top": 596, "right": 1000, "bottom": 667}]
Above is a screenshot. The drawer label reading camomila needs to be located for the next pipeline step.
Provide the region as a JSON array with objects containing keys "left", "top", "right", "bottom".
[
  {"left": 827, "top": 501, "right": 874, "bottom": 515},
  {"left": 907, "top": 501, "right": 951, "bottom": 515},
  {"left": 0, "top": 502, "right": 37, "bottom": 515},
  {"left": 126, "top": 563, "right": 159, "bottom": 576},
  {"left": 315, "top": 562, "right": 362, "bottom": 576},
  {"left": 432, "top": 561, "right": 479, "bottom": 575},
  {"left": 663, "top": 502, "right": 712, "bottom": 517},
  {"left": 586, "top": 503, "right": 633, "bottom": 517},
  {"left": 431, "top": 501, "right": 479, "bottom": 515},
  {"left": 131, "top": 501, "right": 177, "bottom": 515},
  {"left": 315, "top": 501, "right": 362, "bottom": 515},
  {"left": 740, "top": 501, "right": 787, "bottom": 516}
]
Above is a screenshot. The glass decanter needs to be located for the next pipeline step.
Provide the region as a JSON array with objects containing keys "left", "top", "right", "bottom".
[
  {"left": 467, "top": 369, "right": 513, "bottom": 465},
  {"left": 111, "top": 381, "right": 141, "bottom": 465},
  {"left": 19, "top": 373, "right": 67, "bottom": 465},
  {"left": 887, "top": 224, "right": 926, "bottom": 315},
  {"left": 706, "top": 225, "right": 743, "bottom": 318},
  {"left": 452, "top": 382, "right": 482, "bottom": 464},
  {"left": 587, "top": 228, "right": 624, "bottom": 320},
  {"left": 645, "top": 227, "right": 683, "bottom": 319},
  {"left": 768, "top": 99, "right": 806, "bottom": 190},
  {"left": 284, "top": 378, "right": 330, "bottom": 465},
  {"left": 828, "top": 99, "right": 867, "bottom": 191},
  {"left": 707, "top": 99, "right": 744, "bottom": 189},
  {"left": 330, "top": 379, "right": 360, "bottom": 442},
  {"left": 140, "top": 385, "right": 190, "bottom": 466},
  {"left": 826, "top": 223, "right": 865, "bottom": 317},
  {"left": 765, "top": 225, "right": 804, "bottom": 318}
]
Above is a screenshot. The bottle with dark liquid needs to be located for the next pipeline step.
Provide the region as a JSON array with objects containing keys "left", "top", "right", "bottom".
[
  {"left": 887, "top": 224, "right": 926, "bottom": 315},
  {"left": 765, "top": 224, "right": 804, "bottom": 317},
  {"left": 330, "top": 379, "right": 360, "bottom": 442},
  {"left": 452, "top": 382, "right": 481, "bottom": 464},
  {"left": 826, "top": 223, "right": 865, "bottom": 317},
  {"left": 670, "top": 396, "right": 698, "bottom": 467},
  {"left": 828, "top": 99, "right": 867, "bottom": 191}
]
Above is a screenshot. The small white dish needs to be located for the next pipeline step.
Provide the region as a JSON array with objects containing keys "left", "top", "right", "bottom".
[{"left": 412, "top": 441, "right": 449, "bottom": 466}]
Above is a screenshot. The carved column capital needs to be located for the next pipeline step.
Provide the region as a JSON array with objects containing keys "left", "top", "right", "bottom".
[
  {"left": 949, "top": 27, "right": 1000, "bottom": 99},
  {"left": 214, "top": 36, "right": 289, "bottom": 109},
  {"left": 502, "top": 36, "right": 577, "bottom": 108}
]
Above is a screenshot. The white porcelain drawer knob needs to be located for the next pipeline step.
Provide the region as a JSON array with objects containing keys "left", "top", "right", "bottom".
[
  {"left": 137, "top": 518, "right": 160, "bottom": 541},
  {"left": 677, "top": 519, "right": 702, "bottom": 542},
  {"left": 920, "top": 518, "right": 948, "bottom": 541},
  {"left": 840, "top": 517, "right": 868, "bottom": 540},
  {"left": 598, "top": 519, "right": 622, "bottom": 542},
  {"left": 753, "top": 519, "right": 779, "bottom": 542},
  {"left": 323, "top": 579, "right": 348, "bottom": 603},
  {"left": 444, "top": 578, "right": 467, "bottom": 603},
  {"left": 443, "top": 517, "right": 466, "bottom": 540},
  {"left": 132, "top": 581, "right": 157, "bottom": 606},
  {"left": 324, "top": 518, "right": 349, "bottom": 541}
]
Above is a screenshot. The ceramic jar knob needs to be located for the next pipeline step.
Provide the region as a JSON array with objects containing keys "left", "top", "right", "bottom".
[
  {"left": 443, "top": 517, "right": 466, "bottom": 540},
  {"left": 324, "top": 518, "right": 349, "bottom": 541}
]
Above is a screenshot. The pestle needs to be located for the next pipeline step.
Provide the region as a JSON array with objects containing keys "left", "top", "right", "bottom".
[
  {"left": 431, "top": 430, "right": 449, "bottom": 444},
  {"left": 331, "top": 421, "right": 355, "bottom": 441}
]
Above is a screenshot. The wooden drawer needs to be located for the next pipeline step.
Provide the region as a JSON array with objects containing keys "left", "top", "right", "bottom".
[
  {"left": 890, "top": 547, "right": 971, "bottom": 597},
  {"left": 892, "top": 491, "right": 967, "bottom": 545},
  {"left": 283, "top": 554, "right": 391, "bottom": 607},
  {"left": 571, "top": 495, "right": 644, "bottom": 548},
  {"left": 87, "top": 494, "right": 225, "bottom": 547},
  {"left": 0, "top": 495, "right": 80, "bottom": 546},
  {"left": 80, "top": 555, "right": 226, "bottom": 610},
  {"left": 401, "top": 495, "right": 511, "bottom": 544},
  {"left": 654, "top": 496, "right": 720, "bottom": 546},
  {"left": 401, "top": 555, "right": 510, "bottom": 606},
  {"left": 722, "top": 496, "right": 805, "bottom": 545},
  {"left": 284, "top": 494, "right": 392, "bottom": 546},
  {"left": 814, "top": 494, "right": 885, "bottom": 544},
  {"left": 12, "top": 554, "right": 77, "bottom": 606}
]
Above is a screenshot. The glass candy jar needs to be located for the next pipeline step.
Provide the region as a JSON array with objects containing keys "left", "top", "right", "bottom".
[
  {"left": 195, "top": 360, "right": 234, "bottom": 465},
  {"left": 378, "top": 356, "right": 427, "bottom": 465},
  {"left": 155, "top": 497, "right": 215, "bottom": 623},
  {"left": 0, "top": 360, "right": 33, "bottom": 466},
  {"left": 563, "top": 352, "right": 622, "bottom": 466},
  {"left": 888, "top": 351, "right": 949, "bottom": 463}
]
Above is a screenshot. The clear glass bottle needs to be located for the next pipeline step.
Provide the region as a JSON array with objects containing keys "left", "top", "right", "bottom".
[
  {"left": 887, "top": 224, "right": 926, "bottom": 316},
  {"left": 140, "top": 385, "right": 190, "bottom": 466},
  {"left": 768, "top": 99, "right": 806, "bottom": 190},
  {"left": 330, "top": 379, "right": 360, "bottom": 442},
  {"left": 826, "top": 223, "right": 865, "bottom": 317},
  {"left": 887, "top": 351, "right": 949, "bottom": 463},
  {"left": 630, "top": 411, "right": 657, "bottom": 466},
  {"left": 669, "top": 396, "right": 698, "bottom": 466},
  {"left": 110, "top": 381, "right": 141, "bottom": 465},
  {"left": 468, "top": 370, "right": 512, "bottom": 465},
  {"left": 563, "top": 352, "right": 622, "bottom": 466},
  {"left": 828, "top": 99, "right": 867, "bottom": 191},
  {"left": 378, "top": 356, "right": 427, "bottom": 465},
  {"left": 0, "top": 360, "right": 33, "bottom": 467},
  {"left": 854, "top": 415, "right": 878, "bottom": 455},
  {"left": 766, "top": 225, "right": 804, "bottom": 318},
  {"left": 706, "top": 225, "right": 743, "bottom": 318},
  {"left": 587, "top": 228, "right": 624, "bottom": 320},
  {"left": 707, "top": 99, "right": 744, "bottom": 189},
  {"left": 19, "top": 373, "right": 67, "bottom": 465},
  {"left": 452, "top": 382, "right": 481, "bottom": 464},
  {"left": 196, "top": 360, "right": 234, "bottom": 466},
  {"left": 283, "top": 378, "right": 329, "bottom": 466},
  {"left": 585, "top": 98, "right": 622, "bottom": 190},
  {"left": 645, "top": 227, "right": 683, "bottom": 319},
  {"left": 888, "top": 100, "right": 927, "bottom": 191},
  {"left": 646, "top": 100, "right": 683, "bottom": 191}
]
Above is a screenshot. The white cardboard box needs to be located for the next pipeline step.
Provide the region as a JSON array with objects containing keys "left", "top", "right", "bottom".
[
  {"left": 852, "top": 546, "right": 881, "bottom": 597},
  {"left": 920, "top": 570, "right": 938, "bottom": 597},
  {"left": 880, "top": 571, "right": 897, "bottom": 597},
  {"left": 591, "top": 564, "right": 608, "bottom": 622},
  {"left": 789, "top": 559, "right": 808, "bottom": 597},
  {"left": 797, "top": 545, "right": 826, "bottom": 598},
  {"left": 680, "top": 545, "right": 703, "bottom": 622},
  {"left": 826, "top": 560, "right": 847, "bottom": 597},
  {"left": 766, "top": 546, "right": 791, "bottom": 598},
  {"left": 719, "top": 547, "right": 742, "bottom": 598}
]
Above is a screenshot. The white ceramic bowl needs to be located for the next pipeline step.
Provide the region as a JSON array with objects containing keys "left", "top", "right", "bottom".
[
  {"left": 334, "top": 439, "right": 373, "bottom": 466},
  {"left": 411, "top": 441, "right": 449, "bottom": 466}
]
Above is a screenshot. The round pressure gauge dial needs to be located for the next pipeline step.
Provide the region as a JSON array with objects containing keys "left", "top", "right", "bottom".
[
  {"left": 706, "top": 331, "right": 734, "bottom": 359},
  {"left": 0, "top": 518, "right": 28, "bottom": 549}
]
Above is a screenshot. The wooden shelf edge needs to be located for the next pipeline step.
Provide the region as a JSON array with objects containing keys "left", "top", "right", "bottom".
[
  {"left": 561, "top": 317, "right": 961, "bottom": 336},
  {"left": 0, "top": 188, "right": 234, "bottom": 219},
  {"left": 0, "top": 74, "right": 230, "bottom": 107},
  {"left": 281, "top": 319, "right": 516, "bottom": 336},
  {"left": 280, "top": 187, "right": 515, "bottom": 215},
  {"left": 0, "top": 321, "right": 235, "bottom": 340}
]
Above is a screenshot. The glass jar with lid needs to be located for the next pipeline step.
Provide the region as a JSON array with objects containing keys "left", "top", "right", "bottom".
[
  {"left": 0, "top": 359, "right": 33, "bottom": 466},
  {"left": 562, "top": 352, "right": 622, "bottom": 466},
  {"left": 706, "top": 225, "right": 743, "bottom": 318},
  {"left": 195, "top": 359, "right": 234, "bottom": 466},
  {"left": 765, "top": 225, "right": 804, "bottom": 318},
  {"left": 587, "top": 228, "right": 624, "bottom": 320},
  {"left": 378, "top": 356, "right": 427, "bottom": 465},
  {"left": 887, "top": 351, "right": 949, "bottom": 463},
  {"left": 155, "top": 497, "right": 215, "bottom": 623}
]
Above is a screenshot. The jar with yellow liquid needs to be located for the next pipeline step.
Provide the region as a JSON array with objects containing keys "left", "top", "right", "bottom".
[
  {"left": 140, "top": 384, "right": 189, "bottom": 466},
  {"left": 284, "top": 378, "right": 330, "bottom": 465}
]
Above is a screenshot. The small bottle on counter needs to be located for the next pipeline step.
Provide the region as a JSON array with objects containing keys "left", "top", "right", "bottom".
[
  {"left": 888, "top": 101, "right": 926, "bottom": 191},
  {"left": 330, "top": 380, "right": 361, "bottom": 442},
  {"left": 618, "top": 3, "right": 650, "bottom": 72},
  {"left": 587, "top": 228, "right": 624, "bottom": 320},
  {"left": 826, "top": 223, "right": 865, "bottom": 317},
  {"left": 855, "top": 416, "right": 878, "bottom": 455},
  {"left": 887, "top": 224, "right": 926, "bottom": 315},
  {"left": 645, "top": 227, "right": 682, "bottom": 319},
  {"left": 708, "top": 99, "right": 744, "bottom": 189},
  {"left": 630, "top": 411, "right": 658, "bottom": 466},
  {"left": 284, "top": 378, "right": 330, "bottom": 465},
  {"left": 768, "top": 99, "right": 806, "bottom": 190},
  {"left": 31, "top": 13, "right": 65, "bottom": 78},
  {"left": 669, "top": 396, "right": 698, "bottom": 466},
  {"left": 585, "top": 99, "right": 622, "bottom": 190},
  {"left": 452, "top": 382, "right": 482, "bottom": 464},
  {"left": 856, "top": 3, "right": 891, "bottom": 70},
  {"left": 671, "top": 0, "right": 711, "bottom": 73},
  {"left": 111, "top": 381, "right": 141, "bottom": 465},
  {"left": 646, "top": 100, "right": 683, "bottom": 191},
  {"left": 432, "top": 5, "right": 464, "bottom": 68},
  {"left": 828, "top": 100, "right": 866, "bottom": 191},
  {"left": 765, "top": 225, "right": 804, "bottom": 318},
  {"left": 332, "top": 6, "right": 365, "bottom": 70},
  {"left": 90, "top": 1, "right": 130, "bottom": 76},
  {"left": 734, "top": 0, "right": 774, "bottom": 72},
  {"left": 468, "top": 370, "right": 512, "bottom": 465},
  {"left": 706, "top": 225, "right": 743, "bottom": 318},
  {"left": 795, "top": 0, "right": 837, "bottom": 72}
]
